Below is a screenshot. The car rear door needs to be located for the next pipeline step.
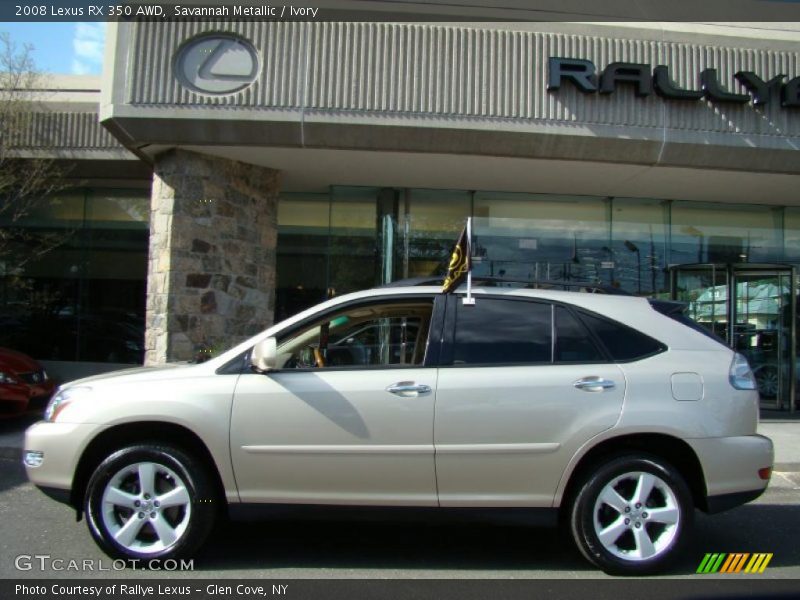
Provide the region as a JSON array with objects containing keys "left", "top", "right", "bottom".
[{"left": 434, "top": 295, "right": 626, "bottom": 507}]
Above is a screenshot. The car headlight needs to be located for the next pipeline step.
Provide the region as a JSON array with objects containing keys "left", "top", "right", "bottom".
[
  {"left": 44, "top": 386, "right": 92, "bottom": 422},
  {"left": 0, "top": 371, "right": 19, "bottom": 384}
]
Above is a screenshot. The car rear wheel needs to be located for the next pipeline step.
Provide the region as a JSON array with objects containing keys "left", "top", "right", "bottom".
[
  {"left": 84, "top": 444, "right": 216, "bottom": 561},
  {"left": 569, "top": 454, "right": 693, "bottom": 575}
]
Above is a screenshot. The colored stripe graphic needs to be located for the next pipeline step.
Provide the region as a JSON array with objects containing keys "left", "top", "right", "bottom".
[
  {"left": 697, "top": 553, "right": 773, "bottom": 574},
  {"left": 744, "top": 553, "right": 773, "bottom": 573},
  {"left": 720, "top": 553, "right": 749, "bottom": 573},
  {"left": 697, "top": 553, "right": 726, "bottom": 573}
]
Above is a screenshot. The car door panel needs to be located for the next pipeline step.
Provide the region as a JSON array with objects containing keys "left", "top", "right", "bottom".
[
  {"left": 434, "top": 295, "right": 626, "bottom": 507},
  {"left": 231, "top": 368, "right": 438, "bottom": 505},
  {"left": 435, "top": 363, "right": 625, "bottom": 506}
]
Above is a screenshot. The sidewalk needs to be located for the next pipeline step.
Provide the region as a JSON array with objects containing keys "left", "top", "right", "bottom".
[{"left": 759, "top": 409, "right": 800, "bottom": 472}]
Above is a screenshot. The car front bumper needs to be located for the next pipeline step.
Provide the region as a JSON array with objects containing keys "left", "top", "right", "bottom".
[
  {"left": 687, "top": 434, "right": 774, "bottom": 512},
  {"left": 23, "top": 420, "right": 98, "bottom": 495}
]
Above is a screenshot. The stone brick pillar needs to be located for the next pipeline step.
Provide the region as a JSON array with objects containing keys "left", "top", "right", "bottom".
[{"left": 145, "top": 150, "right": 280, "bottom": 365}]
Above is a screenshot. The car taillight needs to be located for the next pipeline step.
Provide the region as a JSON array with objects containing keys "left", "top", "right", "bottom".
[{"left": 729, "top": 353, "right": 757, "bottom": 390}]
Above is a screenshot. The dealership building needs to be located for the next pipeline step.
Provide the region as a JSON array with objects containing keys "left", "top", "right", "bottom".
[{"left": 2, "top": 15, "right": 799, "bottom": 411}]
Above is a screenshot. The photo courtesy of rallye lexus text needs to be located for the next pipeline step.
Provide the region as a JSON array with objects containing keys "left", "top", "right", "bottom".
[{"left": 23, "top": 234, "right": 774, "bottom": 575}]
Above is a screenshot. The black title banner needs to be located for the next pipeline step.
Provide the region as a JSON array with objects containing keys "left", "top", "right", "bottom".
[
  {"left": 4, "top": 579, "right": 800, "bottom": 600},
  {"left": 3, "top": 0, "right": 800, "bottom": 22}
]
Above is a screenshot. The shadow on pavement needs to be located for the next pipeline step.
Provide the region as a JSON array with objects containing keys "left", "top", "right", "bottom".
[
  {"left": 0, "top": 454, "right": 28, "bottom": 494},
  {"left": 0, "top": 414, "right": 38, "bottom": 437},
  {"left": 194, "top": 501, "right": 800, "bottom": 575},
  {"left": 198, "top": 516, "right": 589, "bottom": 573}
]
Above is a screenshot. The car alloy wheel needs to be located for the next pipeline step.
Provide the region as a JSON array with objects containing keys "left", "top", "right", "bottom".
[
  {"left": 85, "top": 444, "right": 216, "bottom": 561},
  {"left": 100, "top": 461, "right": 192, "bottom": 555},
  {"left": 592, "top": 471, "right": 680, "bottom": 561},
  {"left": 570, "top": 454, "right": 693, "bottom": 575}
]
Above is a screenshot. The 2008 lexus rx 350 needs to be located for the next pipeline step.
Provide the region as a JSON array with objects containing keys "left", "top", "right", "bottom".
[{"left": 24, "top": 284, "right": 773, "bottom": 574}]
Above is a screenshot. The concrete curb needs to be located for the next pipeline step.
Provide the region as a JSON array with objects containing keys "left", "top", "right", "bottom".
[{"left": 774, "top": 462, "right": 800, "bottom": 473}]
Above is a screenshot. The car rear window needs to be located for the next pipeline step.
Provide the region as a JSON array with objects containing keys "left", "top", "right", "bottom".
[
  {"left": 648, "top": 299, "right": 728, "bottom": 348},
  {"left": 452, "top": 298, "right": 552, "bottom": 365},
  {"left": 554, "top": 306, "right": 605, "bottom": 362},
  {"left": 576, "top": 310, "right": 665, "bottom": 362}
]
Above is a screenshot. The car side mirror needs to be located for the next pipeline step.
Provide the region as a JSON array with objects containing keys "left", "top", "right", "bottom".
[{"left": 250, "top": 337, "right": 278, "bottom": 372}]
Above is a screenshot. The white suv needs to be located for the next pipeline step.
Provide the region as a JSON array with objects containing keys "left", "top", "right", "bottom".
[{"left": 24, "top": 283, "right": 773, "bottom": 574}]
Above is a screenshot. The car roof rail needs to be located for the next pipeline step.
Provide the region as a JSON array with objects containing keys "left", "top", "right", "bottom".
[
  {"left": 379, "top": 276, "right": 632, "bottom": 295},
  {"left": 467, "top": 276, "right": 633, "bottom": 295},
  {"left": 378, "top": 277, "right": 444, "bottom": 288}
]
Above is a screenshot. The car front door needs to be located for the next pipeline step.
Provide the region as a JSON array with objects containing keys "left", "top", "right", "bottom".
[
  {"left": 230, "top": 294, "right": 443, "bottom": 506},
  {"left": 434, "top": 295, "right": 626, "bottom": 507}
]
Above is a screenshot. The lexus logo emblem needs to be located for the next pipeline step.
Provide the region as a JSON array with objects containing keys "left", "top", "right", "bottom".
[{"left": 175, "top": 34, "right": 259, "bottom": 95}]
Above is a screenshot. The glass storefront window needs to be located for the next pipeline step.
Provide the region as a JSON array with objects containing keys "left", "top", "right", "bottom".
[
  {"left": 402, "top": 189, "right": 471, "bottom": 280},
  {"left": 784, "top": 208, "right": 800, "bottom": 264},
  {"left": 275, "top": 193, "right": 331, "bottom": 322},
  {"left": 329, "top": 187, "right": 379, "bottom": 297},
  {"left": 671, "top": 202, "right": 783, "bottom": 266},
  {"left": 472, "top": 193, "right": 610, "bottom": 284},
  {"left": 610, "top": 198, "right": 669, "bottom": 296},
  {"left": 0, "top": 188, "right": 149, "bottom": 364}
]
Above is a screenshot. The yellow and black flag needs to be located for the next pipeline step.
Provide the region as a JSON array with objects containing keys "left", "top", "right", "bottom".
[{"left": 442, "top": 220, "right": 471, "bottom": 293}]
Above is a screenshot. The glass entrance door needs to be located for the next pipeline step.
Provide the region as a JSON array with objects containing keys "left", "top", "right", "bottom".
[
  {"left": 671, "top": 264, "right": 795, "bottom": 411},
  {"left": 672, "top": 265, "right": 730, "bottom": 342},
  {"left": 732, "top": 271, "right": 793, "bottom": 410}
]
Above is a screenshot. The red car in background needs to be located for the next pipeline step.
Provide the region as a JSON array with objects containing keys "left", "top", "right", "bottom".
[{"left": 0, "top": 347, "right": 55, "bottom": 417}]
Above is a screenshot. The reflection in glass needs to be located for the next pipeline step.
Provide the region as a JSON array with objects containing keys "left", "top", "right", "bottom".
[
  {"left": 671, "top": 202, "right": 783, "bottom": 265},
  {"left": 472, "top": 193, "right": 610, "bottom": 285},
  {"left": 329, "top": 187, "right": 379, "bottom": 297},
  {"left": 276, "top": 193, "right": 330, "bottom": 321},
  {"left": 611, "top": 198, "right": 668, "bottom": 296},
  {"left": 402, "top": 189, "right": 471, "bottom": 279},
  {"left": 0, "top": 188, "right": 149, "bottom": 364}
]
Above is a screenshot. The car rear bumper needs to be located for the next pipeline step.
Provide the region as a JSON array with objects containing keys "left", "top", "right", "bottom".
[
  {"left": 686, "top": 434, "right": 774, "bottom": 509},
  {"left": 706, "top": 487, "right": 767, "bottom": 514}
]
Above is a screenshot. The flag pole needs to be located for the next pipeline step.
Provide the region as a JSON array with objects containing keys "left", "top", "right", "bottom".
[{"left": 463, "top": 217, "right": 475, "bottom": 306}]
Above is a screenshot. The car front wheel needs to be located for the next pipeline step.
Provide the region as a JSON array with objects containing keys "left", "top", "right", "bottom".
[
  {"left": 84, "top": 444, "right": 216, "bottom": 561},
  {"left": 569, "top": 454, "right": 693, "bottom": 575}
]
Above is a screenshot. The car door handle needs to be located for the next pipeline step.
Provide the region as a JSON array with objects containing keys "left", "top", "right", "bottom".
[
  {"left": 574, "top": 377, "right": 616, "bottom": 392},
  {"left": 386, "top": 381, "right": 432, "bottom": 397}
]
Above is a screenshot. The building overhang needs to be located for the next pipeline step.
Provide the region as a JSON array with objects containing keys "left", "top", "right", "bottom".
[{"left": 101, "top": 20, "right": 800, "bottom": 202}]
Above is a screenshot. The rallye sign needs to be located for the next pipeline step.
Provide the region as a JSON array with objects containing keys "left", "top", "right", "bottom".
[{"left": 548, "top": 57, "right": 800, "bottom": 107}]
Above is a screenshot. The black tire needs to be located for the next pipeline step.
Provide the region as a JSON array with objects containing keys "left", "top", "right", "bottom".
[
  {"left": 569, "top": 454, "right": 693, "bottom": 575},
  {"left": 84, "top": 443, "right": 217, "bottom": 562}
]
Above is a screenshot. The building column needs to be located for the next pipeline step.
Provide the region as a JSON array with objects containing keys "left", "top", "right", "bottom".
[{"left": 145, "top": 150, "right": 280, "bottom": 365}]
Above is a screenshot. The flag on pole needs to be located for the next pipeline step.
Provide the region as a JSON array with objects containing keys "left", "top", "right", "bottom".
[{"left": 442, "top": 220, "right": 471, "bottom": 293}]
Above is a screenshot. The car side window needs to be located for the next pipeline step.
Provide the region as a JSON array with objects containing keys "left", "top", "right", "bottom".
[
  {"left": 576, "top": 310, "right": 665, "bottom": 361},
  {"left": 451, "top": 298, "right": 551, "bottom": 365},
  {"left": 278, "top": 300, "right": 433, "bottom": 369},
  {"left": 554, "top": 306, "right": 605, "bottom": 362}
]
